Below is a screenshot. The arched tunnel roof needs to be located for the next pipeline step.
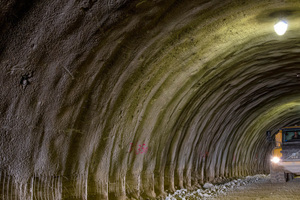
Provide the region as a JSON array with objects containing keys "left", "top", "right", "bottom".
[{"left": 1, "top": 0, "right": 300, "bottom": 199}]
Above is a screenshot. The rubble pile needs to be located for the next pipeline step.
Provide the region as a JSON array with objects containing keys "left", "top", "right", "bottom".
[{"left": 166, "top": 174, "right": 269, "bottom": 199}]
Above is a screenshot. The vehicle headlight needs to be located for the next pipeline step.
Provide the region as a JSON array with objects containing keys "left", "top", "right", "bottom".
[{"left": 271, "top": 156, "right": 281, "bottom": 163}]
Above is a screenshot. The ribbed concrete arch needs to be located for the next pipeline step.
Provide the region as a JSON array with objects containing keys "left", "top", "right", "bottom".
[{"left": 1, "top": 0, "right": 300, "bottom": 199}]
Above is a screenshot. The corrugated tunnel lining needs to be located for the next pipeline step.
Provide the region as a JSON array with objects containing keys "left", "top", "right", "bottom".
[{"left": 1, "top": 0, "right": 300, "bottom": 199}]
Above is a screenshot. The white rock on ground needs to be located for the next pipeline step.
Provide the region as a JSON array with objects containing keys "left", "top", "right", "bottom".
[{"left": 203, "top": 182, "right": 214, "bottom": 189}]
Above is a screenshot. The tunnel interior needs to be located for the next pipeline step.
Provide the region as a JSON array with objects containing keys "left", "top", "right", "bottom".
[{"left": 1, "top": 0, "right": 300, "bottom": 199}]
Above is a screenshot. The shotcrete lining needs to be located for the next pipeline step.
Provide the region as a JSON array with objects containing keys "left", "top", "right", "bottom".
[{"left": 2, "top": 0, "right": 300, "bottom": 199}]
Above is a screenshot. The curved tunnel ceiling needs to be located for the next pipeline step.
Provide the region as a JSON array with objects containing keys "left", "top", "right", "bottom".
[{"left": 1, "top": 0, "right": 300, "bottom": 199}]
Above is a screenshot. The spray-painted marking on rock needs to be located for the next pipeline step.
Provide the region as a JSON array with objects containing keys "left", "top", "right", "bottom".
[
  {"left": 129, "top": 143, "right": 148, "bottom": 154},
  {"left": 200, "top": 151, "right": 209, "bottom": 159}
]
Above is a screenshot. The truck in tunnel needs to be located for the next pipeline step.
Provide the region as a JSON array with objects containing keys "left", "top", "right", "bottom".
[{"left": 269, "top": 126, "right": 300, "bottom": 182}]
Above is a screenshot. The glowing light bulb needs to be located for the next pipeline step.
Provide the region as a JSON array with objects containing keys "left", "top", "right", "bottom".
[
  {"left": 274, "top": 20, "right": 288, "bottom": 36},
  {"left": 271, "top": 156, "right": 280, "bottom": 163}
]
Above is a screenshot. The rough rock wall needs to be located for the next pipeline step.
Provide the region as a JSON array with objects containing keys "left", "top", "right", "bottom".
[{"left": 1, "top": 0, "right": 300, "bottom": 199}]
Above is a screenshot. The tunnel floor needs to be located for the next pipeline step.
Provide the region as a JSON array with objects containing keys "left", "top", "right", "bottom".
[
  {"left": 166, "top": 174, "right": 300, "bottom": 200},
  {"left": 217, "top": 177, "right": 300, "bottom": 200}
]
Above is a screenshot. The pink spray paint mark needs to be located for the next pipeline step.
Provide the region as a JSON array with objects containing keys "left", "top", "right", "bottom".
[
  {"left": 200, "top": 151, "right": 209, "bottom": 159},
  {"left": 129, "top": 143, "right": 148, "bottom": 154}
]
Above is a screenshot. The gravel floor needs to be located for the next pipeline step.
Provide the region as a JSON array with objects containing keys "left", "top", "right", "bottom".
[
  {"left": 166, "top": 174, "right": 300, "bottom": 200},
  {"left": 219, "top": 177, "right": 300, "bottom": 200}
]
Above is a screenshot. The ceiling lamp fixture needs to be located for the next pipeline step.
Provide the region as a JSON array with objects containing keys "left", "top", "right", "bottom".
[{"left": 274, "top": 20, "right": 288, "bottom": 36}]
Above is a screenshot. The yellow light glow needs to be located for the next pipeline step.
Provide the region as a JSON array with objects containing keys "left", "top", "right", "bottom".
[
  {"left": 274, "top": 20, "right": 288, "bottom": 36},
  {"left": 271, "top": 156, "right": 281, "bottom": 163}
]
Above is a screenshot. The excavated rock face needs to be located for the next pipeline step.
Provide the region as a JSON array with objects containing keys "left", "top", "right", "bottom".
[{"left": 1, "top": 0, "right": 300, "bottom": 199}]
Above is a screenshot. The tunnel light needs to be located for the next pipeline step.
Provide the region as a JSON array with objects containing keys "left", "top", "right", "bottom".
[
  {"left": 271, "top": 156, "right": 281, "bottom": 163},
  {"left": 274, "top": 20, "right": 288, "bottom": 36}
]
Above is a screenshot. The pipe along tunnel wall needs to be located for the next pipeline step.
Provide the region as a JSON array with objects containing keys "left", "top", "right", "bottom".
[{"left": 1, "top": 0, "right": 300, "bottom": 199}]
